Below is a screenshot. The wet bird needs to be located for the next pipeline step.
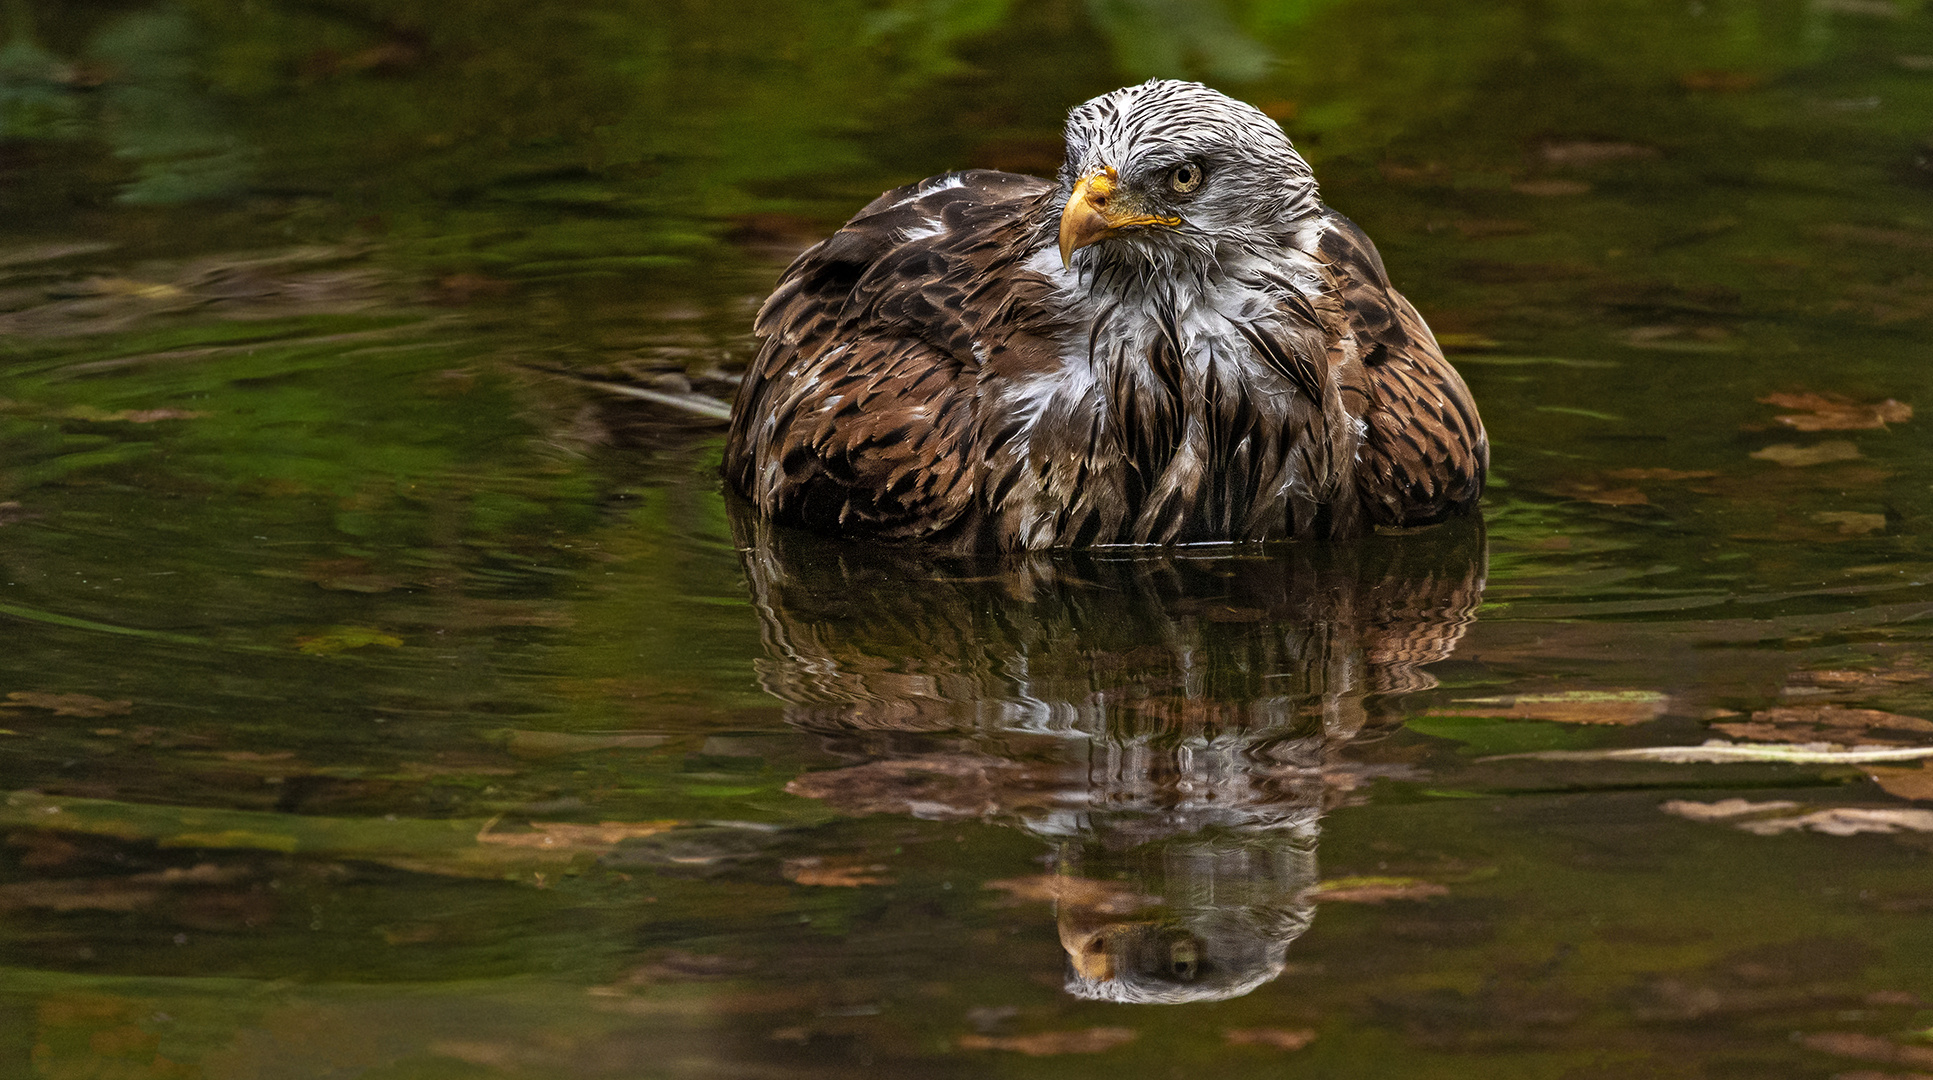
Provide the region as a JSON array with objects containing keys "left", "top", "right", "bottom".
[{"left": 726, "top": 79, "right": 1485, "bottom": 550}]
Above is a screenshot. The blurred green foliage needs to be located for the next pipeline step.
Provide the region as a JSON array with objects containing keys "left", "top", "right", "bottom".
[{"left": 3, "top": 0, "right": 1901, "bottom": 275}]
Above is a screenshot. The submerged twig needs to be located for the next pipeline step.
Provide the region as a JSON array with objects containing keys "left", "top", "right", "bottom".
[
  {"left": 1480, "top": 740, "right": 1933, "bottom": 765},
  {"left": 568, "top": 376, "right": 735, "bottom": 422}
]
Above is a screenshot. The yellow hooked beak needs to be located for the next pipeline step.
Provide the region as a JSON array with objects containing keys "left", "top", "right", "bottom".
[{"left": 1058, "top": 167, "right": 1183, "bottom": 268}]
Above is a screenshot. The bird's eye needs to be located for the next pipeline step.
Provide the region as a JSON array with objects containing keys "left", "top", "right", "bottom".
[
  {"left": 1168, "top": 162, "right": 1204, "bottom": 194},
  {"left": 1168, "top": 940, "right": 1199, "bottom": 980}
]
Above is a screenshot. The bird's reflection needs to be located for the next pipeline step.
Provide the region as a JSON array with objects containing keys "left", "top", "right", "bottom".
[{"left": 735, "top": 512, "right": 1485, "bottom": 1003}]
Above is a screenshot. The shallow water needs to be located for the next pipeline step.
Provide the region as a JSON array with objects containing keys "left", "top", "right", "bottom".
[{"left": 4, "top": 0, "right": 1933, "bottom": 1076}]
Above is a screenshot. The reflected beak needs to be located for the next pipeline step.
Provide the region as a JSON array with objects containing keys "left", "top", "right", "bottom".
[
  {"left": 1057, "top": 167, "right": 1182, "bottom": 268},
  {"left": 1060, "top": 925, "right": 1117, "bottom": 982}
]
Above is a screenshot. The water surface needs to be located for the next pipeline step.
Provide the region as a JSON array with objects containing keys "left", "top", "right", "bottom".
[{"left": 4, "top": 1, "right": 1933, "bottom": 1076}]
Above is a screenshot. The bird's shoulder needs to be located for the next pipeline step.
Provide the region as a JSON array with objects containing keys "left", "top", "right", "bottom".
[
  {"left": 754, "top": 170, "right": 1060, "bottom": 363},
  {"left": 727, "top": 170, "right": 1062, "bottom": 544},
  {"left": 1309, "top": 209, "right": 1488, "bottom": 528}
]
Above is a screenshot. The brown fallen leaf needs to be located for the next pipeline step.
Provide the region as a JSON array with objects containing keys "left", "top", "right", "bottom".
[
  {"left": 785, "top": 754, "right": 1013, "bottom": 819},
  {"left": 958, "top": 1028, "right": 1138, "bottom": 1055},
  {"left": 1863, "top": 764, "right": 1933, "bottom": 801},
  {"left": 1752, "top": 441, "right": 1862, "bottom": 467},
  {"left": 1813, "top": 512, "right": 1887, "bottom": 535},
  {"left": 475, "top": 820, "right": 679, "bottom": 851},
  {"left": 1788, "top": 664, "right": 1933, "bottom": 694},
  {"left": 1433, "top": 690, "right": 1668, "bottom": 725},
  {"left": 1224, "top": 1028, "right": 1318, "bottom": 1051},
  {"left": 1741, "top": 808, "right": 1933, "bottom": 836},
  {"left": 1314, "top": 876, "right": 1448, "bottom": 903},
  {"left": 1661, "top": 798, "right": 1801, "bottom": 822},
  {"left": 1664, "top": 800, "right": 1933, "bottom": 836},
  {"left": 2, "top": 692, "right": 132, "bottom": 718},
  {"left": 1760, "top": 391, "right": 1912, "bottom": 432},
  {"left": 1713, "top": 705, "right": 1933, "bottom": 747},
  {"left": 984, "top": 875, "right": 1158, "bottom": 915},
  {"left": 782, "top": 856, "right": 894, "bottom": 887}
]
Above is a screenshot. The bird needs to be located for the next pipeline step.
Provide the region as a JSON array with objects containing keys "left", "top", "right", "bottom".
[{"left": 725, "top": 79, "right": 1486, "bottom": 551}]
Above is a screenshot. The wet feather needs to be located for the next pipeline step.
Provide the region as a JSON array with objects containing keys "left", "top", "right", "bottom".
[{"left": 725, "top": 81, "right": 1486, "bottom": 550}]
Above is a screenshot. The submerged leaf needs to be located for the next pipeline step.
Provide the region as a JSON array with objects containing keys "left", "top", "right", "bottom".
[
  {"left": 1712, "top": 705, "right": 1933, "bottom": 747},
  {"left": 1863, "top": 764, "right": 1933, "bottom": 801},
  {"left": 1811, "top": 511, "right": 1886, "bottom": 535},
  {"left": 1749, "top": 808, "right": 1933, "bottom": 835},
  {"left": 1542, "top": 481, "right": 1649, "bottom": 507},
  {"left": 1224, "top": 1028, "right": 1318, "bottom": 1050},
  {"left": 1436, "top": 690, "right": 1667, "bottom": 725},
  {"left": 475, "top": 820, "right": 679, "bottom": 851},
  {"left": 1314, "top": 876, "right": 1448, "bottom": 903},
  {"left": 958, "top": 1028, "right": 1138, "bottom": 1055},
  {"left": 984, "top": 875, "right": 1158, "bottom": 914},
  {"left": 1788, "top": 664, "right": 1933, "bottom": 694},
  {"left": 1511, "top": 179, "right": 1591, "bottom": 196},
  {"left": 1602, "top": 468, "right": 1719, "bottom": 481},
  {"left": 782, "top": 855, "right": 894, "bottom": 887},
  {"left": 1660, "top": 798, "right": 1801, "bottom": 822},
  {"left": 295, "top": 626, "right": 404, "bottom": 654},
  {"left": 1664, "top": 800, "right": 1933, "bottom": 836},
  {"left": 2, "top": 692, "right": 132, "bottom": 717},
  {"left": 1751, "top": 441, "right": 1862, "bottom": 467},
  {"left": 1760, "top": 391, "right": 1911, "bottom": 432}
]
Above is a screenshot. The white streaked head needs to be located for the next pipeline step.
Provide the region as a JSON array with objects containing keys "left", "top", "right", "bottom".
[{"left": 1056, "top": 80, "right": 1320, "bottom": 276}]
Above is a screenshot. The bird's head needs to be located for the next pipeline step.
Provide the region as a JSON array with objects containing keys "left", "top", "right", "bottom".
[{"left": 1055, "top": 80, "right": 1319, "bottom": 274}]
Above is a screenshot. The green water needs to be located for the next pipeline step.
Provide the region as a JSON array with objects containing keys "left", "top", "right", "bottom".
[{"left": 4, "top": 0, "right": 1933, "bottom": 1076}]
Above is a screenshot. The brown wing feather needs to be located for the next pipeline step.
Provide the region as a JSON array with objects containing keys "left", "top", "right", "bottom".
[
  {"left": 1315, "top": 211, "right": 1488, "bottom": 528},
  {"left": 726, "top": 171, "right": 1060, "bottom": 543}
]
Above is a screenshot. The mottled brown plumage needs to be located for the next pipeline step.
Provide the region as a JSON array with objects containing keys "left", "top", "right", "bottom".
[{"left": 726, "top": 81, "right": 1485, "bottom": 550}]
